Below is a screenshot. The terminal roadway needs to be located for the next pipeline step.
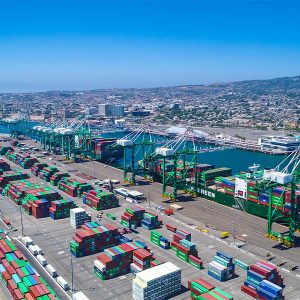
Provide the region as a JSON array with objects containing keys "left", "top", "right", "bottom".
[{"left": 64, "top": 159, "right": 300, "bottom": 264}]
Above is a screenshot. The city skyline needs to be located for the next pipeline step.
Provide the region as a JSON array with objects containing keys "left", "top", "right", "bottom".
[{"left": 1, "top": 0, "right": 300, "bottom": 92}]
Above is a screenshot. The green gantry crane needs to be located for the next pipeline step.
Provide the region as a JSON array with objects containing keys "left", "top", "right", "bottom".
[
  {"left": 258, "top": 147, "right": 300, "bottom": 247},
  {"left": 116, "top": 126, "right": 155, "bottom": 185}
]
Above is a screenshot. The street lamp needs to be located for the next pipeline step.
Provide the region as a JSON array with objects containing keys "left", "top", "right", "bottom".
[
  {"left": 66, "top": 240, "right": 74, "bottom": 293},
  {"left": 20, "top": 204, "right": 24, "bottom": 236},
  {"left": 232, "top": 204, "right": 239, "bottom": 246}
]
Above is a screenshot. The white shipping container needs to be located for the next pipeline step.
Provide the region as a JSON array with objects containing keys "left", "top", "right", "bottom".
[
  {"left": 29, "top": 245, "right": 38, "bottom": 256},
  {"left": 155, "top": 147, "right": 175, "bottom": 157},
  {"left": 37, "top": 254, "right": 47, "bottom": 266},
  {"left": 94, "top": 260, "right": 106, "bottom": 272},
  {"left": 117, "top": 139, "right": 133, "bottom": 146},
  {"left": 34, "top": 245, "right": 43, "bottom": 255},
  {"left": 21, "top": 236, "right": 33, "bottom": 247},
  {"left": 46, "top": 264, "right": 57, "bottom": 277},
  {"left": 263, "top": 170, "right": 293, "bottom": 185},
  {"left": 57, "top": 276, "right": 69, "bottom": 290}
]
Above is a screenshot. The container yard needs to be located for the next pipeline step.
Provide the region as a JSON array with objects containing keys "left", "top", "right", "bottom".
[{"left": 0, "top": 138, "right": 299, "bottom": 300}]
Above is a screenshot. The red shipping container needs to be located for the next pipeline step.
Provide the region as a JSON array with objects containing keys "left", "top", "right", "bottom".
[
  {"left": 165, "top": 223, "right": 177, "bottom": 232},
  {"left": 250, "top": 264, "right": 271, "bottom": 278},
  {"left": 189, "top": 286, "right": 201, "bottom": 296},
  {"left": 29, "top": 286, "right": 40, "bottom": 298},
  {"left": 25, "top": 293, "right": 35, "bottom": 300},
  {"left": 241, "top": 285, "right": 258, "bottom": 297},
  {"left": 257, "top": 260, "right": 277, "bottom": 271},
  {"left": 13, "top": 288, "right": 23, "bottom": 300}
]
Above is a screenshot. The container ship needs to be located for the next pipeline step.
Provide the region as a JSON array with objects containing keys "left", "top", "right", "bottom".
[{"left": 141, "top": 160, "right": 300, "bottom": 223}]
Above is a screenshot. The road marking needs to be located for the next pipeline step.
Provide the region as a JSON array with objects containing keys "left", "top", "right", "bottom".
[
  {"left": 221, "top": 241, "right": 228, "bottom": 244},
  {"left": 282, "top": 268, "right": 290, "bottom": 273},
  {"left": 296, "top": 274, "right": 300, "bottom": 278},
  {"left": 215, "top": 238, "right": 221, "bottom": 241},
  {"left": 248, "top": 253, "right": 255, "bottom": 257}
]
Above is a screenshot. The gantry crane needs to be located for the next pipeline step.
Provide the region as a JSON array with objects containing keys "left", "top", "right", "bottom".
[
  {"left": 115, "top": 126, "right": 156, "bottom": 185},
  {"left": 144, "top": 128, "right": 224, "bottom": 201},
  {"left": 258, "top": 147, "right": 300, "bottom": 247}
]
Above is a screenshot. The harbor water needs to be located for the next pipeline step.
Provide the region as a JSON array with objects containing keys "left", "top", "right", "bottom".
[{"left": 100, "top": 132, "right": 287, "bottom": 174}]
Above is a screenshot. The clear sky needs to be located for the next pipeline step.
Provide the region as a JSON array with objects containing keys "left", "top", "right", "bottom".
[{"left": 1, "top": 0, "right": 300, "bottom": 92}]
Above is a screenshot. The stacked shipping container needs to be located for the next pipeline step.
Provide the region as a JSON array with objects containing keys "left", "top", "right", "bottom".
[
  {"left": 141, "top": 212, "right": 162, "bottom": 230},
  {"left": 188, "top": 277, "right": 233, "bottom": 300},
  {"left": 121, "top": 207, "right": 145, "bottom": 229},
  {"left": 208, "top": 251, "right": 235, "bottom": 282},
  {"left": 70, "top": 222, "right": 120, "bottom": 257},
  {"left": 170, "top": 228, "right": 203, "bottom": 269},
  {"left": 83, "top": 190, "right": 119, "bottom": 210},
  {"left": 150, "top": 231, "right": 170, "bottom": 249},
  {"left": 58, "top": 177, "right": 92, "bottom": 197},
  {"left": 94, "top": 241, "right": 146, "bottom": 280},
  {"left": 0, "top": 229, "right": 58, "bottom": 299},
  {"left": 241, "top": 260, "right": 284, "bottom": 299}
]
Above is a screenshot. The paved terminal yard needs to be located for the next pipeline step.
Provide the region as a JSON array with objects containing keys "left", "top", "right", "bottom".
[{"left": 0, "top": 140, "right": 300, "bottom": 299}]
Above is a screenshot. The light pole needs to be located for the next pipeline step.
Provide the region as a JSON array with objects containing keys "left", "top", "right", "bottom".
[
  {"left": 232, "top": 205, "right": 239, "bottom": 246},
  {"left": 70, "top": 251, "right": 74, "bottom": 293},
  {"left": 93, "top": 160, "right": 96, "bottom": 179},
  {"left": 20, "top": 204, "right": 24, "bottom": 236},
  {"left": 148, "top": 185, "right": 151, "bottom": 207}
]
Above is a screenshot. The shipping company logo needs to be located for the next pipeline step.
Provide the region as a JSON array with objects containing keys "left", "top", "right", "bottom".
[{"left": 198, "top": 189, "right": 216, "bottom": 199}]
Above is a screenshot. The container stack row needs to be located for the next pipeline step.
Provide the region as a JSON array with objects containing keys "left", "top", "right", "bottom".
[
  {"left": 58, "top": 177, "right": 92, "bottom": 197},
  {"left": 208, "top": 251, "right": 235, "bottom": 282},
  {"left": 132, "top": 262, "right": 181, "bottom": 300},
  {"left": 130, "top": 248, "right": 153, "bottom": 274},
  {"left": 141, "top": 212, "right": 162, "bottom": 230},
  {"left": 0, "top": 159, "right": 11, "bottom": 171},
  {"left": 83, "top": 189, "right": 119, "bottom": 210},
  {"left": 121, "top": 207, "right": 145, "bottom": 229},
  {"left": 39, "top": 166, "right": 59, "bottom": 182},
  {"left": 70, "top": 207, "right": 91, "bottom": 229},
  {"left": 241, "top": 260, "right": 284, "bottom": 299},
  {"left": 94, "top": 241, "right": 145, "bottom": 280},
  {"left": 49, "top": 172, "right": 69, "bottom": 186},
  {"left": 5, "top": 152, "right": 38, "bottom": 169},
  {"left": 0, "top": 171, "right": 29, "bottom": 189},
  {"left": 4, "top": 178, "right": 61, "bottom": 205},
  {"left": 170, "top": 228, "right": 203, "bottom": 269},
  {"left": 70, "top": 222, "right": 120, "bottom": 257},
  {"left": 188, "top": 277, "right": 233, "bottom": 300},
  {"left": 30, "top": 163, "right": 48, "bottom": 177},
  {"left": 0, "top": 229, "right": 58, "bottom": 300},
  {"left": 150, "top": 231, "right": 170, "bottom": 249},
  {"left": 49, "top": 199, "right": 76, "bottom": 220},
  {"left": 0, "top": 146, "right": 13, "bottom": 155},
  {"left": 199, "top": 167, "right": 232, "bottom": 187}
]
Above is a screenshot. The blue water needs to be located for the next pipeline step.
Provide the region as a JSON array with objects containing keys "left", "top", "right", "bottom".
[
  {"left": 101, "top": 132, "right": 286, "bottom": 174},
  {"left": 0, "top": 124, "right": 285, "bottom": 174}
]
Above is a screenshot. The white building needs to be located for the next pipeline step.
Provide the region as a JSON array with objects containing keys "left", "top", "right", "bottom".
[
  {"left": 132, "top": 262, "right": 181, "bottom": 300},
  {"left": 98, "top": 104, "right": 124, "bottom": 117},
  {"left": 258, "top": 135, "right": 300, "bottom": 152}
]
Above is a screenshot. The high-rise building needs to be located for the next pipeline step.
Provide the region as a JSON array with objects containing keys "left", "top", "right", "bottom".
[{"left": 98, "top": 104, "right": 124, "bottom": 117}]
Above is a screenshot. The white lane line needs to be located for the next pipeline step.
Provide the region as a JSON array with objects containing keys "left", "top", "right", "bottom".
[
  {"left": 221, "top": 241, "right": 228, "bottom": 244},
  {"left": 296, "top": 274, "right": 300, "bottom": 278},
  {"left": 215, "top": 238, "right": 221, "bottom": 241},
  {"left": 248, "top": 253, "right": 255, "bottom": 257},
  {"left": 282, "top": 268, "right": 290, "bottom": 273}
]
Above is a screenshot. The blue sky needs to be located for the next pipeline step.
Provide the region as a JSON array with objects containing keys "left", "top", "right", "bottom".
[{"left": 1, "top": 0, "right": 300, "bottom": 92}]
